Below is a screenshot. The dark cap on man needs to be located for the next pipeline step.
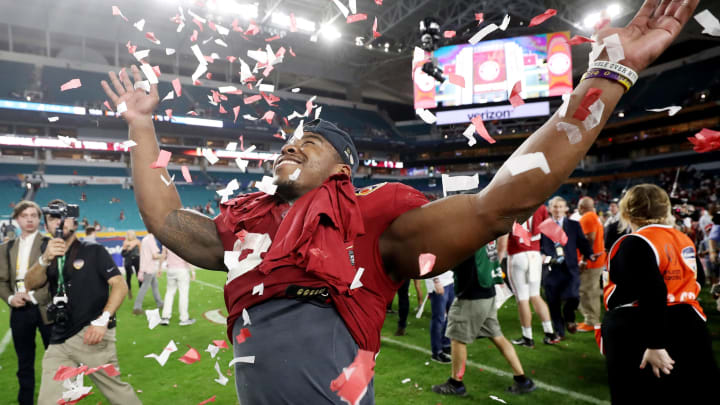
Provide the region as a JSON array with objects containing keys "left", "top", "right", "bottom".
[{"left": 303, "top": 119, "right": 359, "bottom": 173}]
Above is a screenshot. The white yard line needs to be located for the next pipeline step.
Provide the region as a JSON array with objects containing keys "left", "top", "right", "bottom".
[
  {"left": 192, "top": 278, "right": 223, "bottom": 290},
  {"left": 0, "top": 329, "right": 12, "bottom": 356},
  {"left": 381, "top": 337, "right": 610, "bottom": 405}
]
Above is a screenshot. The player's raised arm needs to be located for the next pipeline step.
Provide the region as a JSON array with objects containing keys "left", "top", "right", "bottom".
[
  {"left": 381, "top": 0, "right": 699, "bottom": 280},
  {"left": 101, "top": 66, "right": 225, "bottom": 271}
]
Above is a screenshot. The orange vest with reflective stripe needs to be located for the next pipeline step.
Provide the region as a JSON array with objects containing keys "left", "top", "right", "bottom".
[{"left": 604, "top": 224, "right": 705, "bottom": 321}]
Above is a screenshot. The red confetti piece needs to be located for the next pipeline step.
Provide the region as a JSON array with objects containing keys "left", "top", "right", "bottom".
[
  {"left": 262, "top": 65, "right": 274, "bottom": 77},
  {"left": 239, "top": 135, "right": 244, "bottom": 151},
  {"left": 475, "top": 13, "right": 484, "bottom": 23},
  {"left": 443, "top": 30, "right": 456, "bottom": 38},
  {"left": 289, "top": 13, "right": 297, "bottom": 32},
  {"left": 235, "top": 328, "right": 252, "bottom": 344},
  {"left": 198, "top": 395, "right": 216, "bottom": 405},
  {"left": 418, "top": 253, "right": 436, "bottom": 276},
  {"left": 273, "top": 132, "right": 285, "bottom": 139},
  {"left": 193, "top": 80, "right": 202, "bottom": 86},
  {"left": 537, "top": 217, "right": 568, "bottom": 245},
  {"left": 190, "top": 29, "right": 198, "bottom": 42},
  {"left": 219, "top": 105, "right": 228, "bottom": 114},
  {"left": 227, "top": 55, "right": 237, "bottom": 63},
  {"left": 152, "top": 65, "right": 162, "bottom": 77},
  {"left": 688, "top": 128, "right": 720, "bottom": 153},
  {"left": 181, "top": 166, "right": 192, "bottom": 182},
  {"left": 204, "top": 55, "right": 214, "bottom": 64},
  {"left": 85, "top": 364, "right": 120, "bottom": 377},
  {"left": 150, "top": 150, "right": 172, "bottom": 169},
  {"left": 262, "top": 92, "right": 280, "bottom": 106},
  {"left": 261, "top": 110, "right": 275, "bottom": 125},
  {"left": 245, "top": 22, "right": 260, "bottom": 36},
  {"left": 346, "top": 13, "right": 368, "bottom": 24},
  {"left": 53, "top": 365, "right": 88, "bottom": 381},
  {"left": 165, "top": 108, "right": 173, "bottom": 121},
  {"left": 193, "top": 18, "right": 204, "bottom": 31},
  {"left": 212, "top": 339, "right": 229, "bottom": 349},
  {"left": 145, "top": 32, "right": 160, "bottom": 43},
  {"left": 188, "top": 111, "right": 198, "bottom": 116},
  {"left": 572, "top": 88, "right": 603, "bottom": 121},
  {"left": 512, "top": 222, "right": 532, "bottom": 247},
  {"left": 179, "top": 346, "right": 201, "bottom": 364},
  {"left": 289, "top": 47, "right": 296, "bottom": 57},
  {"left": 236, "top": 229, "right": 248, "bottom": 242},
  {"left": 372, "top": 17, "right": 381, "bottom": 38},
  {"left": 208, "top": 21, "right": 217, "bottom": 32},
  {"left": 528, "top": 9, "right": 557, "bottom": 27},
  {"left": 233, "top": 106, "right": 241, "bottom": 123},
  {"left": 206, "top": 72, "right": 213, "bottom": 80},
  {"left": 330, "top": 350, "right": 375, "bottom": 405},
  {"left": 244, "top": 95, "right": 262, "bottom": 104},
  {"left": 265, "top": 35, "right": 280, "bottom": 42},
  {"left": 470, "top": 115, "right": 495, "bottom": 144},
  {"left": 103, "top": 100, "right": 113, "bottom": 111},
  {"left": 565, "top": 35, "right": 594, "bottom": 45},
  {"left": 172, "top": 78, "right": 182, "bottom": 97},
  {"left": 448, "top": 73, "right": 464, "bottom": 88},
  {"left": 125, "top": 41, "right": 136, "bottom": 54},
  {"left": 375, "top": 0, "right": 382, "bottom": 4},
  {"left": 509, "top": 80, "right": 524, "bottom": 108},
  {"left": 60, "top": 78, "right": 82, "bottom": 92}
]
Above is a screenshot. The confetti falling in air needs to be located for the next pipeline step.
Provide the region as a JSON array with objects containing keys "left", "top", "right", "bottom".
[
  {"left": 235, "top": 328, "right": 252, "bottom": 344},
  {"left": 418, "top": 253, "right": 436, "bottom": 276},
  {"left": 528, "top": 9, "right": 557, "bottom": 27},
  {"left": 688, "top": 128, "right": 720, "bottom": 153},
  {"left": 213, "top": 339, "right": 229, "bottom": 349},
  {"left": 509, "top": 80, "right": 524, "bottom": 108},
  {"left": 647, "top": 106, "right": 682, "bottom": 116},
  {"left": 85, "top": 364, "right": 120, "bottom": 377},
  {"left": 566, "top": 35, "right": 594, "bottom": 45},
  {"left": 443, "top": 30, "right": 456, "bottom": 38},
  {"left": 54, "top": 365, "right": 88, "bottom": 381},
  {"left": 512, "top": 222, "right": 533, "bottom": 247},
  {"left": 150, "top": 150, "right": 172, "bottom": 169},
  {"left": 470, "top": 115, "right": 495, "bottom": 144},
  {"left": 416, "top": 108, "right": 437, "bottom": 124},
  {"left": 537, "top": 217, "right": 569, "bottom": 245},
  {"left": 181, "top": 166, "right": 192, "bottom": 182},
  {"left": 694, "top": 9, "right": 720, "bottom": 37},
  {"left": 60, "top": 78, "right": 82, "bottom": 92}
]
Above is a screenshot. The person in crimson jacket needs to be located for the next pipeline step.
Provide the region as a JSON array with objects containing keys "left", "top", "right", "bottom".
[
  {"left": 100, "top": 3, "right": 701, "bottom": 401},
  {"left": 601, "top": 184, "right": 718, "bottom": 404},
  {"left": 540, "top": 196, "right": 597, "bottom": 338}
]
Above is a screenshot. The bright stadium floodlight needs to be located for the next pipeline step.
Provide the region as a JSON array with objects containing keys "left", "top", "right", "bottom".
[
  {"left": 583, "top": 12, "right": 601, "bottom": 29},
  {"left": 320, "top": 25, "right": 341, "bottom": 41},
  {"left": 272, "top": 12, "right": 290, "bottom": 27},
  {"left": 606, "top": 4, "right": 622, "bottom": 18},
  {"left": 214, "top": 1, "right": 258, "bottom": 19}
]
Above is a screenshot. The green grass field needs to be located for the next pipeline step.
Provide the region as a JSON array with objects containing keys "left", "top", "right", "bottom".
[{"left": 1, "top": 269, "right": 719, "bottom": 405}]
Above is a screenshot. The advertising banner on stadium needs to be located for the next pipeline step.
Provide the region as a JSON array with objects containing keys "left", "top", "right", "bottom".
[{"left": 435, "top": 101, "right": 550, "bottom": 125}]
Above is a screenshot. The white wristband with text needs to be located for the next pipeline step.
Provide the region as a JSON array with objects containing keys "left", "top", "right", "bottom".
[
  {"left": 91, "top": 311, "right": 111, "bottom": 327},
  {"left": 589, "top": 60, "right": 638, "bottom": 85}
]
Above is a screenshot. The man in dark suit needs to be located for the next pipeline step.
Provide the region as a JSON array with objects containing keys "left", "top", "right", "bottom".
[
  {"left": 0, "top": 201, "right": 53, "bottom": 405},
  {"left": 540, "top": 197, "right": 596, "bottom": 338}
]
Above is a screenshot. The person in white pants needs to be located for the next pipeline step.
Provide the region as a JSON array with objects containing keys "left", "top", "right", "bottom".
[{"left": 160, "top": 249, "right": 195, "bottom": 326}]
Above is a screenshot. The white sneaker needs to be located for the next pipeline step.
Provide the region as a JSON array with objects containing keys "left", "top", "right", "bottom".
[
  {"left": 160, "top": 318, "right": 170, "bottom": 326},
  {"left": 179, "top": 318, "right": 196, "bottom": 326}
]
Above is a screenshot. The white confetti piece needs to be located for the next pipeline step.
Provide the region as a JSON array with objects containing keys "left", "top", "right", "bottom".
[
  {"left": 293, "top": 120, "right": 304, "bottom": 141},
  {"left": 133, "top": 80, "right": 151, "bottom": 93},
  {"left": 258, "top": 84, "right": 275, "bottom": 93},
  {"left": 314, "top": 106, "right": 322, "bottom": 120},
  {"left": 202, "top": 148, "right": 219, "bottom": 165},
  {"left": 160, "top": 174, "right": 175, "bottom": 186},
  {"left": 216, "top": 24, "right": 229, "bottom": 36},
  {"left": 287, "top": 111, "right": 304, "bottom": 121},
  {"left": 490, "top": 395, "right": 507, "bottom": 403},
  {"left": 61, "top": 375, "right": 92, "bottom": 403},
  {"left": 602, "top": 34, "right": 624, "bottom": 63},
  {"left": 469, "top": 23, "right": 498, "bottom": 45},
  {"left": 247, "top": 49, "right": 268, "bottom": 64},
  {"left": 133, "top": 19, "right": 145, "bottom": 31},
  {"left": 161, "top": 91, "right": 174, "bottom": 102},
  {"left": 331, "top": 0, "right": 350, "bottom": 17},
  {"left": 140, "top": 64, "right": 159, "bottom": 84},
  {"left": 647, "top": 106, "right": 682, "bottom": 116},
  {"left": 291, "top": 87, "right": 301, "bottom": 93},
  {"left": 242, "top": 308, "right": 251, "bottom": 326},
  {"left": 219, "top": 86, "right": 238, "bottom": 93},
  {"left": 48, "top": 116, "right": 59, "bottom": 122},
  {"left": 441, "top": 173, "right": 479, "bottom": 196},
  {"left": 416, "top": 108, "right": 437, "bottom": 124},
  {"left": 235, "top": 158, "right": 249, "bottom": 172},
  {"left": 215, "top": 38, "right": 228, "bottom": 47},
  {"left": 288, "top": 168, "right": 301, "bottom": 181},
  {"left": 506, "top": 152, "right": 551, "bottom": 176},
  {"left": 166, "top": 48, "right": 176, "bottom": 55},
  {"left": 588, "top": 40, "right": 605, "bottom": 65},
  {"left": 187, "top": 9, "right": 206, "bottom": 23},
  {"left": 191, "top": 63, "right": 208, "bottom": 83},
  {"left": 349, "top": 0, "right": 357, "bottom": 14},
  {"left": 145, "top": 308, "right": 161, "bottom": 329},
  {"left": 243, "top": 114, "right": 258, "bottom": 121},
  {"left": 252, "top": 283, "right": 264, "bottom": 296},
  {"left": 116, "top": 102, "right": 128, "bottom": 115},
  {"left": 191, "top": 44, "right": 208, "bottom": 66},
  {"left": 499, "top": 14, "right": 511, "bottom": 31},
  {"left": 121, "top": 140, "right": 137, "bottom": 148},
  {"left": 556, "top": 122, "right": 583, "bottom": 145},
  {"left": 214, "top": 361, "right": 229, "bottom": 385},
  {"left": 462, "top": 124, "right": 477, "bottom": 146},
  {"left": 694, "top": 9, "right": 720, "bottom": 37},
  {"left": 133, "top": 49, "right": 150, "bottom": 61},
  {"left": 229, "top": 356, "right": 255, "bottom": 366},
  {"left": 266, "top": 44, "right": 277, "bottom": 66},
  {"left": 558, "top": 93, "right": 571, "bottom": 118},
  {"left": 226, "top": 142, "right": 237, "bottom": 151},
  {"left": 216, "top": 178, "right": 239, "bottom": 203},
  {"left": 401, "top": 378, "right": 411, "bottom": 384},
  {"left": 256, "top": 176, "right": 277, "bottom": 195},
  {"left": 239, "top": 58, "right": 253, "bottom": 82},
  {"left": 350, "top": 267, "right": 365, "bottom": 290},
  {"left": 582, "top": 98, "right": 605, "bottom": 131},
  {"left": 206, "top": 344, "right": 220, "bottom": 359}
]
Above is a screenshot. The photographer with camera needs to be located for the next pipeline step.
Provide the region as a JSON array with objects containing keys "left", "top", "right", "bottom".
[{"left": 24, "top": 200, "right": 140, "bottom": 405}]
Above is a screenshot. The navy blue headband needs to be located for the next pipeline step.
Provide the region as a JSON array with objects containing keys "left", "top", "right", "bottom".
[{"left": 303, "top": 119, "right": 359, "bottom": 172}]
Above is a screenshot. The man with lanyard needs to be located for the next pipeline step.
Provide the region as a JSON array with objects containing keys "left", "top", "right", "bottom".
[
  {"left": 100, "top": 2, "right": 699, "bottom": 401},
  {"left": 432, "top": 240, "right": 536, "bottom": 396},
  {"left": 0, "top": 201, "right": 52, "bottom": 405},
  {"left": 24, "top": 200, "right": 140, "bottom": 405}
]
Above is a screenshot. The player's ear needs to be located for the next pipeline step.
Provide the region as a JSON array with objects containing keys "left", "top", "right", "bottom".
[{"left": 335, "top": 163, "right": 351, "bottom": 177}]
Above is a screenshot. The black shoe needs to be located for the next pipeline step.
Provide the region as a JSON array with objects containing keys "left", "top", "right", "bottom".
[
  {"left": 394, "top": 327, "right": 406, "bottom": 336},
  {"left": 567, "top": 322, "right": 577, "bottom": 334},
  {"left": 511, "top": 337, "right": 535, "bottom": 348},
  {"left": 432, "top": 378, "right": 467, "bottom": 396},
  {"left": 442, "top": 346, "right": 452, "bottom": 355},
  {"left": 431, "top": 352, "right": 452, "bottom": 364},
  {"left": 507, "top": 378, "right": 537, "bottom": 394},
  {"left": 543, "top": 333, "right": 561, "bottom": 345}
]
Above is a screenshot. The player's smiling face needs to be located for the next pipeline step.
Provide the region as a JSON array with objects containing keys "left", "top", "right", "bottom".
[{"left": 272, "top": 132, "right": 350, "bottom": 201}]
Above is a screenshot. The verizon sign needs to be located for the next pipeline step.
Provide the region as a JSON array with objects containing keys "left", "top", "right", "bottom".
[{"left": 435, "top": 101, "right": 550, "bottom": 125}]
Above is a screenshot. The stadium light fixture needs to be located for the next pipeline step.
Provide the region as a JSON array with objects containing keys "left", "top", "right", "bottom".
[
  {"left": 212, "top": 0, "right": 258, "bottom": 19},
  {"left": 583, "top": 12, "right": 601, "bottom": 29},
  {"left": 320, "top": 25, "right": 341, "bottom": 41},
  {"left": 271, "top": 12, "right": 316, "bottom": 31},
  {"left": 583, "top": 4, "right": 622, "bottom": 29},
  {"left": 606, "top": 4, "right": 622, "bottom": 18}
]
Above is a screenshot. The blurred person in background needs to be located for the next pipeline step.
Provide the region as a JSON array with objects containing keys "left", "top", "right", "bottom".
[
  {"left": 392, "top": 279, "right": 423, "bottom": 336},
  {"left": 83, "top": 226, "right": 96, "bottom": 243},
  {"left": 576, "top": 197, "right": 607, "bottom": 332},
  {"left": 425, "top": 269, "right": 454, "bottom": 363},
  {"left": 604, "top": 198, "right": 629, "bottom": 251},
  {"left": 0, "top": 201, "right": 53, "bottom": 405},
  {"left": 159, "top": 248, "right": 196, "bottom": 326},
  {"left": 601, "top": 184, "right": 718, "bottom": 403},
  {"left": 132, "top": 233, "right": 164, "bottom": 315},
  {"left": 120, "top": 230, "right": 141, "bottom": 300}
]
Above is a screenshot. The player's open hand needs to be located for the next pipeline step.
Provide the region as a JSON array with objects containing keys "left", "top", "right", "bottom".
[
  {"left": 595, "top": 0, "right": 699, "bottom": 72},
  {"left": 83, "top": 324, "right": 107, "bottom": 345},
  {"left": 101, "top": 65, "right": 159, "bottom": 125},
  {"left": 640, "top": 348, "right": 675, "bottom": 378}
]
